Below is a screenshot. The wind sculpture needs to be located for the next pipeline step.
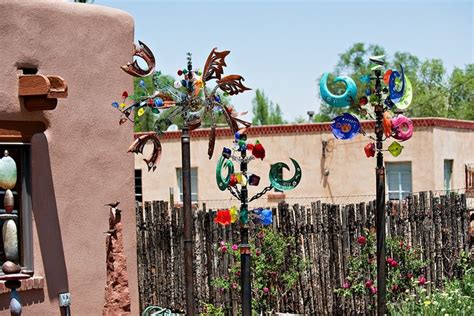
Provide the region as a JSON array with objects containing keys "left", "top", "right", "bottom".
[
  {"left": 319, "top": 55, "right": 413, "bottom": 315},
  {"left": 113, "top": 41, "right": 252, "bottom": 170},
  {"left": 113, "top": 41, "right": 252, "bottom": 315},
  {"left": 215, "top": 133, "right": 301, "bottom": 316}
]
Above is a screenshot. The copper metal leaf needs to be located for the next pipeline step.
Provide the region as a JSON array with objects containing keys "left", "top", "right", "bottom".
[
  {"left": 202, "top": 48, "right": 230, "bottom": 82},
  {"left": 208, "top": 125, "right": 216, "bottom": 159},
  {"left": 217, "top": 75, "right": 251, "bottom": 96},
  {"left": 121, "top": 41, "right": 156, "bottom": 77}
]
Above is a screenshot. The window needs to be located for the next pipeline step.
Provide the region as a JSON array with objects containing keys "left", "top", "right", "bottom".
[
  {"left": 0, "top": 144, "right": 32, "bottom": 272},
  {"left": 386, "top": 162, "right": 412, "bottom": 200},
  {"left": 135, "top": 169, "right": 143, "bottom": 203},
  {"left": 176, "top": 168, "right": 198, "bottom": 202},
  {"left": 444, "top": 160, "right": 453, "bottom": 193},
  {"left": 466, "top": 163, "right": 474, "bottom": 197}
]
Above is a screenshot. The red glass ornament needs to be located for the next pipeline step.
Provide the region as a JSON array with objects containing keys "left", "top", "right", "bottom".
[
  {"left": 364, "top": 143, "right": 375, "bottom": 158},
  {"left": 359, "top": 96, "right": 368, "bottom": 106}
]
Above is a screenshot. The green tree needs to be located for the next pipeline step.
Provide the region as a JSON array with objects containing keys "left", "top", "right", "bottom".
[
  {"left": 316, "top": 42, "right": 474, "bottom": 121},
  {"left": 252, "top": 89, "right": 286, "bottom": 125}
]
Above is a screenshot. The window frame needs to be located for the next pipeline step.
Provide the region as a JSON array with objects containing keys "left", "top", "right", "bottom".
[
  {"left": 444, "top": 159, "right": 454, "bottom": 193},
  {"left": 176, "top": 167, "right": 198, "bottom": 203},
  {"left": 385, "top": 161, "right": 413, "bottom": 201},
  {"left": 0, "top": 142, "right": 33, "bottom": 273}
]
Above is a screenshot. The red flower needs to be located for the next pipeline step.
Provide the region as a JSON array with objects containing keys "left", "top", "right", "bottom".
[
  {"left": 343, "top": 280, "right": 351, "bottom": 289},
  {"left": 256, "top": 249, "right": 261, "bottom": 256},
  {"left": 252, "top": 140, "right": 265, "bottom": 160},
  {"left": 220, "top": 245, "right": 228, "bottom": 253},
  {"left": 370, "top": 286, "right": 377, "bottom": 294},
  {"left": 263, "top": 287, "right": 269, "bottom": 294},
  {"left": 357, "top": 236, "right": 367, "bottom": 245},
  {"left": 386, "top": 257, "right": 393, "bottom": 264},
  {"left": 399, "top": 241, "right": 404, "bottom": 247},
  {"left": 390, "top": 260, "right": 398, "bottom": 268},
  {"left": 391, "top": 284, "right": 399, "bottom": 292},
  {"left": 365, "top": 280, "right": 373, "bottom": 288},
  {"left": 406, "top": 272, "right": 413, "bottom": 279},
  {"left": 214, "top": 209, "right": 231, "bottom": 225},
  {"left": 418, "top": 275, "right": 426, "bottom": 285}
]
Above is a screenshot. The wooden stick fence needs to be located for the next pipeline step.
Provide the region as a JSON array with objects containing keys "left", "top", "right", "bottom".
[{"left": 135, "top": 192, "right": 470, "bottom": 315}]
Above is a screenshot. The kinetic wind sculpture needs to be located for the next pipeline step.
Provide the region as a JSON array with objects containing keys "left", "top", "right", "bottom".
[
  {"left": 319, "top": 55, "right": 414, "bottom": 315},
  {"left": 215, "top": 133, "right": 301, "bottom": 315},
  {"left": 113, "top": 41, "right": 251, "bottom": 170},
  {"left": 319, "top": 58, "right": 414, "bottom": 152}
]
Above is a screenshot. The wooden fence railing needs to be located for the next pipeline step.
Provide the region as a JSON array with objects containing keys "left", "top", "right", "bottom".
[{"left": 135, "top": 192, "right": 470, "bottom": 315}]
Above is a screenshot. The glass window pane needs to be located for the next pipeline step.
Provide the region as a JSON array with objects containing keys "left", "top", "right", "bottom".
[{"left": 386, "top": 162, "right": 412, "bottom": 200}]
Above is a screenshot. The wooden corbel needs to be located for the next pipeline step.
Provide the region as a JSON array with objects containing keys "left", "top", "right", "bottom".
[{"left": 18, "top": 74, "right": 68, "bottom": 111}]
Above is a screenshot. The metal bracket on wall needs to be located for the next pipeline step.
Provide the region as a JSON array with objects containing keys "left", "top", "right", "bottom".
[{"left": 18, "top": 74, "right": 68, "bottom": 111}]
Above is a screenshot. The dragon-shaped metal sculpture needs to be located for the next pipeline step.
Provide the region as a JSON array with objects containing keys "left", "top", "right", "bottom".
[{"left": 113, "top": 42, "right": 252, "bottom": 171}]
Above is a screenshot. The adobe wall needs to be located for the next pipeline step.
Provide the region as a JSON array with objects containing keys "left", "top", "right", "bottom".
[
  {"left": 0, "top": 0, "right": 138, "bottom": 314},
  {"left": 137, "top": 121, "right": 473, "bottom": 207}
]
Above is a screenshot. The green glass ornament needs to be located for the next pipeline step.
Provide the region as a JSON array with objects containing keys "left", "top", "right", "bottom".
[
  {"left": 240, "top": 207, "right": 249, "bottom": 224},
  {"left": 216, "top": 156, "right": 234, "bottom": 191},
  {"left": 269, "top": 158, "right": 302, "bottom": 191},
  {"left": 388, "top": 141, "right": 404, "bottom": 157}
]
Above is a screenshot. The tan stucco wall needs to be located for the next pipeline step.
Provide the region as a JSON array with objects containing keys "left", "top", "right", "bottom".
[
  {"left": 137, "top": 124, "right": 473, "bottom": 208},
  {"left": 432, "top": 127, "right": 474, "bottom": 191},
  {"left": 0, "top": 0, "right": 138, "bottom": 315}
]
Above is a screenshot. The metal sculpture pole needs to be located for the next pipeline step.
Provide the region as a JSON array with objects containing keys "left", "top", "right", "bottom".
[
  {"left": 181, "top": 123, "right": 195, "bottom": 315},
  {"left": 181, "top": 55, "right": 196, "bottom": 315},
  {"left": 239, "top": 137, "right": 252, "bottom": 316},
  {"left": 373, "top": 68, "right": 387, "bottom": 315}
]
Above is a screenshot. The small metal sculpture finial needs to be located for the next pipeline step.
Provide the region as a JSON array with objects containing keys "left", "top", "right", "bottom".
[{"left": 4, "top": 150, "right": 9, "bottom": 157}]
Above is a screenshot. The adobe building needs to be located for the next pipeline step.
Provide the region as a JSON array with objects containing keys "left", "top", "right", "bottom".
[
  {"left": 0, "top": 0, "right": 138, "bottom": 315},
  {"left": 135, "top": 118, "right": 474, "bottom": 208}
]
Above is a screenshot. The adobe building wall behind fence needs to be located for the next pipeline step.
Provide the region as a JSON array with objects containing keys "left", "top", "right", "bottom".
[{"left": 137, "top": 120, "right": 473, "bottom": 207}]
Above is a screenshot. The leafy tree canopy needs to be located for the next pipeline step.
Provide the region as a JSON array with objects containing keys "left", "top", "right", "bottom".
[{"left": 251, "top": 89, "right": 286, "bottom": 126}]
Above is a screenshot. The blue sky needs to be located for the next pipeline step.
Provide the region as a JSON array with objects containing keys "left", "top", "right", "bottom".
[{"left": 95, "top": 0, "right": 473, "bottom": 121}]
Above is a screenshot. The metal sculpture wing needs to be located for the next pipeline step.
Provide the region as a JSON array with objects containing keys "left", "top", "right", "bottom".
[
  {"left": 121, "top": 41, "right": 156, "bottom": 77},
  {"left": 217, "top": 75, "right": 251, "bottom": 96},
  {"left": 128, "top": 133, "right": 162, "bottom": 172},
  {"left": 202, "top": 48, "right": 230, "bottom": 82}
]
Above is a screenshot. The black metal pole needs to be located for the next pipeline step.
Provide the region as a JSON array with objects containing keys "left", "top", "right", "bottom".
[
  {"left": 239, "top": 141, "right": 252, "bottom": 316},
  {"left": 374, "top": 69, "right": 387, "bottom": 315},
  {"left": 181, "top": 124, "right": 196, "bottom": 315}
]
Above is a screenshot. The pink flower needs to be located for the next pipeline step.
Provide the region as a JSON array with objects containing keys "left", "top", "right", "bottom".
[
  {"left": 263, "top": 287, "right": 269, "bottom": 293},
  {"left": 391, "top": 284, "right": 399, "bottom": 292},
  {"left": 343, "top": 280, "right": 351, "bottom": 289},
  {"left": 235, "top": 271, "right": 241, "bottom": 277},
  {"left": 418, "top": 275, "right": 426, "bottom": 285},
  {"left": 399, "top": 241, "right": 404, "bottom": 247},
  {"left": 370, "top": 286, "right": 377, "bottom": 294},
  {"left": 232, "top": 282, "right": 238, "bottom": 289},
  {"left": 232, "top": 244, "right": 238, "bottom": 251},
  {"left": 357, "top": 236, "right": 367, "bottom": 245},
  {"left": 386, "top": 257, "right": 393, "bottom": 264},
  {"left": 220, "top": 241, "right": 226, "bottom": 246},
  {"left": 406, "top": 272, "right": 413, "bottom": 279},
  {"left": 221, "top": 245, "right": 228, "bottom": 253},
  {"left": 256, "top": 249, "right": 261, "bottom": 256},
  {"left": 390, "top": 260, "right": 398, "bottom": 268},
  {"left": 365, "top": 280, "right": 373, "bottom": 288}
]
